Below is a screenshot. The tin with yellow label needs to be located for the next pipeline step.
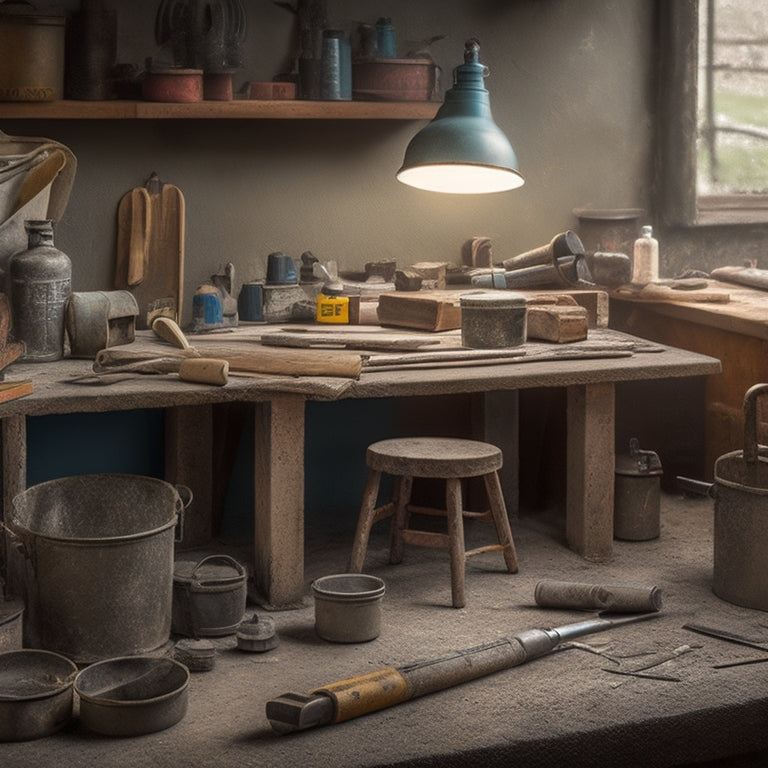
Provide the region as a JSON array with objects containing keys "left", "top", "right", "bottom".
[{"left": 317, "top": 293, "right": 349, "bottom": 324}]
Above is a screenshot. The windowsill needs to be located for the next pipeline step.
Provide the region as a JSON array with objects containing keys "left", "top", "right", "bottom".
[{"left": 696, "top": 195, "right": 768, "bottom": 225}]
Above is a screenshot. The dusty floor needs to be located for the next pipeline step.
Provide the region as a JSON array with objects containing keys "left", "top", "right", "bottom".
[{"left": 4, "top": 491, "right": 768, "bottom": 767}]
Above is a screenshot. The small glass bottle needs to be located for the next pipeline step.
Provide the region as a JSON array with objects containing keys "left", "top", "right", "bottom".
[
  {"left": 632, "top": 225, "right": 659, "bottom": 285},
  {"left": 10, "top": 220, "right": 72, "bottom": 361}
]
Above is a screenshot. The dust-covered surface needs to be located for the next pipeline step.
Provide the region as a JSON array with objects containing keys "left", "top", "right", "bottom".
[{"left": 4, "top": 492, "right": 768, "bottom": 767}]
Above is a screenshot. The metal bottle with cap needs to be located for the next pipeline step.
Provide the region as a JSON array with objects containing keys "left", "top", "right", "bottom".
[{"left": 10, "top": 219, "right": 72, "bottom": 361}]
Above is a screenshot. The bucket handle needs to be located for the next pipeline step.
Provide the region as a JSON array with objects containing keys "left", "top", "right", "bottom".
[
  {"left": 742, "top": 383, "right": 768, "bottom": 465},
  {"left": 0, "top": 521, "right": 26, "bottom": 557},
  {"left": 174, "top": 484, "right": 193, "bottom": 543},
  {"left": 191, "top": 554, "right": 246, "bottom": 587}
]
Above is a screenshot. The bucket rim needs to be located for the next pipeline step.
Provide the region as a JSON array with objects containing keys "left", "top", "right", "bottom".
[
  {"left": 10, "top": 473, "right": 180, "bottom": 544},
  {"left": 714, "top": 450, "right": 768, "bottom": 495},
  {"left": 312, "top": 573, "right": 386, "bottom": 600}
]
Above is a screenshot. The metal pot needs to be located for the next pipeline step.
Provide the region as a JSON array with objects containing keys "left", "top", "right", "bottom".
[
  {"left": 172, "top": 554, "right": 247, "bottom": 637},
  {"left": 713, "top": 383, "right": 768, "bottom": 611},
  {"left": 11, "top": 474, "right": 190, "bottom": 663},
  {"left": 75, "top": 656, "right": 189, "bottom": 737},
  {"left": 0, "top": 649, "right": 78, "bottom": 741}
]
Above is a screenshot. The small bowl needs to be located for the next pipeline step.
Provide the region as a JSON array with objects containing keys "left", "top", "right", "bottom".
[
  {"left": 75, "top": 656, "right": 189, "bottom": 737},
  {"left": 0, "top": 649, "right": 78, "bottom": 741}
]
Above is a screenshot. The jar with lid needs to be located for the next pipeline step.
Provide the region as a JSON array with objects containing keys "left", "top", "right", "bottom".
[{"left": 10, "top": 219, "right": 72, "bottom": 361}]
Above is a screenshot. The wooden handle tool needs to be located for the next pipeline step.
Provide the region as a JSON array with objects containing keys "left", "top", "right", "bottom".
[
  {"left": 151, "top": 317, "right": 362, "bottom": 378},
  {"left": 86, "top": 354, "right": 228, "bottom": 385}
]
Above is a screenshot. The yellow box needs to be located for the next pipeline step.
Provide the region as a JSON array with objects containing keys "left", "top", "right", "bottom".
[{"left": 316, "top": 294, "right": 349, "bottom": 324}]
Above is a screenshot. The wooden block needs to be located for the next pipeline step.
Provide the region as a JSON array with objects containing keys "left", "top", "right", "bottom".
[
  {"left": 410, "top": 262, "right": 449, "bottom": 290},
  {"left": 527, "top": 304, "right": 588, "bottom": 343},
  {"left": 377, "top": 292, "right": 461, "bottom": 331}
]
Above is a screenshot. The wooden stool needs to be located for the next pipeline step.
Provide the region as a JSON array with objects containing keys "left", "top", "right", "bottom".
[{"left": 348, "top": 437, "right": 518, "bottom": 608}]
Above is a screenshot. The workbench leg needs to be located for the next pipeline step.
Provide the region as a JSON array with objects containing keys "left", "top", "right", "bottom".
[
  {"left": 253, "top": 396, "right": 306, "bottom": 609},
  {"left": 165, "top": 404, "right": 214, "bottom": 548},
  {"left": 566, "top": 383, "right": 615, "bottom": 562},
  {"left": 2, "top": 415, "right": 27, "bottom": 598}
]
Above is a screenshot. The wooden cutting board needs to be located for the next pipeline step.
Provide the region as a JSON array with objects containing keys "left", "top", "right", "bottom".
[{"left": 115, "top": 172, "right": 185, "bottom": 329}]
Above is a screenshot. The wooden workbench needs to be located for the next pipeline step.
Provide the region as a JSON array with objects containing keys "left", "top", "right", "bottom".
[
  {"left": 0, "top": 326, "right": 719, "bottom": 608},
  {"left": 610, "top": 280, "right": 768, "bottom": 476}
]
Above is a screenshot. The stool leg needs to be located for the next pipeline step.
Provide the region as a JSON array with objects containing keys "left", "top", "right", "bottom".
[
  {"left": 483, "top": 471, "right": 518, "bottom": 573},
  {"left": 348, "top": 469, "right": 382, "bottom": 572},
  {"left": 446, "top": 477, "right": 466, "bottom": 609},
  {"left": 389, "top": 475, "right": 413, "bottom": 565}
]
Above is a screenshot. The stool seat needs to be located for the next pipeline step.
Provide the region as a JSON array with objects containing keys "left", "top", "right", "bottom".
[
  {"left": 367, "top": 437, "right": 503, "bottom": 478},
  {"left": 349, "top": 436, "right": 518, "bottom": 608}
]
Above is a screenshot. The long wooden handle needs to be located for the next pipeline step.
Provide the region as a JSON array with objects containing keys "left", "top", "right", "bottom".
[
  {"left": 207, "top": 345, "right": 362, "bottom": 379},
  {"left": 96, "top": 344, "right": 361, "bottom": 379}
]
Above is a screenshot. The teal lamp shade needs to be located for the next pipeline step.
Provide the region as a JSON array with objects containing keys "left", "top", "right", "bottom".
[{"left": 396, "top": 39, "right": 524, "bottom": 194}]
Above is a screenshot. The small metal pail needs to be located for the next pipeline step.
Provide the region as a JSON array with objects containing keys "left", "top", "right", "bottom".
[{"left": 713, "top": 383, "right": 768, "bottom": 611}]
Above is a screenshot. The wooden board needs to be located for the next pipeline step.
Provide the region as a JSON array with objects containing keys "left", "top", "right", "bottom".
[{"left": 115, "top": 174, "right": 184, "bottom": 329}]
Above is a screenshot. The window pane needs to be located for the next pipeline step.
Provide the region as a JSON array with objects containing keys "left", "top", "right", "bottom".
[{"left": 697, "top": 0, "right": 768, "bottom": 196}]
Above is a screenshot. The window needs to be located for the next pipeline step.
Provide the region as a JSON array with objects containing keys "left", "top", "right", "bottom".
[{"left": 659, "top": 0, "right": 768, "bottom": 225}]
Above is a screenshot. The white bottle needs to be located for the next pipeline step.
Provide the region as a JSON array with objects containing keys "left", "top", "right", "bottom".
[{"left": 632, "top": 225, "right": 659, "bottom": 285}]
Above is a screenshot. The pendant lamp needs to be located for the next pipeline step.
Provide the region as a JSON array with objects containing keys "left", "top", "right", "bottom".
[{"left": 396, "top": 39, "right": 524, "bottom": 194}]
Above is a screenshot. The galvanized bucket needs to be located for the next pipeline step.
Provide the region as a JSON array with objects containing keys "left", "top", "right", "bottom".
[
  {"left": 713, "top": 383, "right": 768, "bottom": 611},
  {"left": 10, "top": 474, "right": 189, "bottom": 664}
]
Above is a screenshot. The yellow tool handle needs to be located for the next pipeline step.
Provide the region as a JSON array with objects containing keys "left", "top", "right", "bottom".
[
  {"left": 312, "top": 667, "right": 410, "bottom": 723},
  {"left": 178, "top": 358, "right": 229, "bottom": 386}
]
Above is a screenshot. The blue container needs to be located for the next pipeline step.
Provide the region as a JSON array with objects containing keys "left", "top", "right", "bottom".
[
  {"left": 238, "top": 282, "right": 265, "bottom": 322},
  {"left": 375, "top": 17, "right": 396, "bottom": 58},
  {"left": 321, "top": 30, "right": 351, "bottom": 100}
]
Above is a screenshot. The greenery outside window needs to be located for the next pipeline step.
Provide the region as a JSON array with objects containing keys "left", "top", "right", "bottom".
[{"left": 660, "top": 0, "right": 768, "bottom": 225}]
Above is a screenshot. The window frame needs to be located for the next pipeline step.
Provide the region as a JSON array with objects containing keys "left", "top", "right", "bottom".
[{"left": 658, "top": 0, "right": 768, "bottom": 226}]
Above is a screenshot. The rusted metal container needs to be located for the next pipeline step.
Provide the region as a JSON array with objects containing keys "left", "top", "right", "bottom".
[
  {"left": 460, "top": 291, "right": 527, "bottom": 349},
  {"left": 10, "top": 474, "right": 189, "bottom": 664},
  {"left": 312, "top": 573, "right": 385, "bottom": 643},
  {"left": 352, "top": 58, "right": 436, "bottom": 100},
  {"left": 614, "top": 438, "right": 663, "bottom": 541},
  {"left": 713, "top": 383, "right": 768, "bottom": 611},
  {"left": 172, "top": 554, "right": 247, "bottom": 637},
  {"left": 0, "top": 7, "right": 65, "bottom": 101},
  {"left": 65, "top": 290, "right": 139, "bottom": 358},
  {"left": 0, "top": 650, "right": 78, "bottom": 741},
  {"left": 10, "top": 219, "right": 71, "bottom": 362}
]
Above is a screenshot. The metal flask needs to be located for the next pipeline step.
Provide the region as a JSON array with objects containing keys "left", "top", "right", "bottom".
[{"left": 10, "top": 219, "right": 71, "bottom": 361}]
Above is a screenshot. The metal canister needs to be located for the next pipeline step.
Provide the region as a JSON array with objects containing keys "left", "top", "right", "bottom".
[
  {"left": 614, "top": 438, "right": 663, "bottom": 540},
  {"left": 10, "top": 219, "right": 71, "bottom": 362},
  {"left": 460, "top": 291, "right": 527, "bottom": 349}
]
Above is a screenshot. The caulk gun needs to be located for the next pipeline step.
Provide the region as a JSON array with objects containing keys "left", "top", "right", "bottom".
[{"left": 266, "top": 612, "right": 659, "bottom": 733}]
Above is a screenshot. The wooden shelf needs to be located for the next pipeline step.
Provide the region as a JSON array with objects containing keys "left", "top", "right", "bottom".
[{"left": 0, "top": 99, "right": 440, "bottom": 120}]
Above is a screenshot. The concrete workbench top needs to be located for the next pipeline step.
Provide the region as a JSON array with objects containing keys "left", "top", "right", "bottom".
[{"left": 0, "top": 326, "right": 720, "bottom": 417}]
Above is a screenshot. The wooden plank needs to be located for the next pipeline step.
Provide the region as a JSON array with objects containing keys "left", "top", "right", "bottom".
[{"left": 0, "top": 99, "right": 439, "bottom": 120}]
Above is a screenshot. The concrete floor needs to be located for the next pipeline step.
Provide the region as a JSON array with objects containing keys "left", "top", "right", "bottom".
[{"left": 4, "top": 491, "right": 768, "bottom": 767}]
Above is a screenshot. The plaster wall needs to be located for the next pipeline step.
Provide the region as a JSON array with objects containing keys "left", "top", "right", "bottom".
[{"left": 2, "top": 0, "right": 656, "bottom": 324}]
